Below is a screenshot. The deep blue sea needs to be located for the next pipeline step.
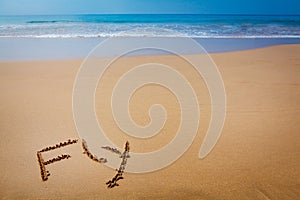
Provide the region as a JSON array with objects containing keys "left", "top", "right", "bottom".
[{"left": 0, "top": 14, "right": 300, "bottom": 38}]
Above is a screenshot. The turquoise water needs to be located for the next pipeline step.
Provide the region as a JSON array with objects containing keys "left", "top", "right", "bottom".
[
  {"left": 0, "top": 14, "right": 300, "bottom": 38},
  {"left": 1, "top": 14, "right": 300, "bottom": 60}
]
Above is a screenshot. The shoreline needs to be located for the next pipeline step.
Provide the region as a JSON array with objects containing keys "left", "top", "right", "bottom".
[{"left": 1, "top": 37, "right": 300, "bottom": 61}]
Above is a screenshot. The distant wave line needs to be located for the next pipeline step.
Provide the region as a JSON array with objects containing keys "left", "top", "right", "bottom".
[
  {"left": 24, "top": 18, "right": 300, "bottom": 24},
  {"left": 27, "top": 20, "right": 77, "bottom": 24},
  {"left": 0, "top": 34, "right": 300, "bottom": 39}
]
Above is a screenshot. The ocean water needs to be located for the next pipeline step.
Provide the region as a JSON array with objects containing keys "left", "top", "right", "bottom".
[
  {"left": 1, "top": 14, "right": 300, "bottom": 61},
  {"left": 0, "top": 14, "right": 300, "bottom": 38}
]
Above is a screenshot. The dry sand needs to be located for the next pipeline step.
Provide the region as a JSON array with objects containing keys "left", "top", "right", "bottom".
[{"left": 0, "top": 45, "right": 300, "bottom": 199}]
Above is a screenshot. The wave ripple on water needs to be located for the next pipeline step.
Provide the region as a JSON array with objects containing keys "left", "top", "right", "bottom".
[{"left": 0, "top": 14, "right": 300, "bottom": 38}]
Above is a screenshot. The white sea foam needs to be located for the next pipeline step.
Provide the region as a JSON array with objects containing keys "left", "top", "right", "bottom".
[{"left": 0, "top": 14, "right": 299, "bottom": 38}]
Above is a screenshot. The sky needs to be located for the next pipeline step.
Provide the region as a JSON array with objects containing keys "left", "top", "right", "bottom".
[{"left": 0, "top": 0, "right": 299, "bottom": 15}]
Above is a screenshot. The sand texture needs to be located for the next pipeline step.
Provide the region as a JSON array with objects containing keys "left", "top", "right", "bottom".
[{"left": 0, "top": 45, "right": 300, "bottom": 199}]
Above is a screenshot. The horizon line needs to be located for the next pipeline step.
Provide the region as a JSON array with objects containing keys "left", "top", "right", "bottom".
[{"left": 1, "top": 13, "right": 300, "bottom": 17}]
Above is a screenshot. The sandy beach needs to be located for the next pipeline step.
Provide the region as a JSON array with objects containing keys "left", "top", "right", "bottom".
[{"left": 0, "top": 44, "right": 299, "bottom": 199}]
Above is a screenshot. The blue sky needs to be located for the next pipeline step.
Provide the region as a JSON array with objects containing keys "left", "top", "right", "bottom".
[{"left": 0, "top": 0, "right": 299, "bottom": 15}]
